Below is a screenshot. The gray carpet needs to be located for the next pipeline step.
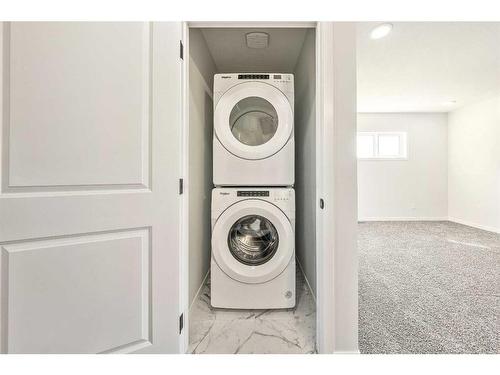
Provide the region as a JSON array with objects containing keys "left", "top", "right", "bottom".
[{"left": 358, "top": 221, "right": 499, "bottom": 354}]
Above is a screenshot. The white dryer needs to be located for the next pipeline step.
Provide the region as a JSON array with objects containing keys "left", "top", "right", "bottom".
[
  {"left": 213, "top": 73, "right": 294, "bottom": 186},
  {"left": 211, "top": 187, "right": 295, "bottom": 309}
]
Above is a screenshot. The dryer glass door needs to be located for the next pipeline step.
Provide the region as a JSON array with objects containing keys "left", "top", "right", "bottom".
[
  {"left": 214, "top": 82, "right": 293, "bottom": 160},
  {"left": 228, "top": 214, "right": 279, "bottom": 265},
  {"left": 229, "top": 97, "right": 278, "bottom": 146}
]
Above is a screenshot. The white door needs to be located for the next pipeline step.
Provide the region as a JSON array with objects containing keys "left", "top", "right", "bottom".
[
  {"left": 214, "top": 82, "right": 293, "bottom": 160},
  {"left": 0, "top": 22, "right": 183, "bottom": 353}
]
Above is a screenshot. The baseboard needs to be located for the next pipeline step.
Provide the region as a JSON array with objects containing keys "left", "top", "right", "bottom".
[
  {"left": 358, "top": 216, "right": 448, "bottom": 222},
  {"left": 189, "top": 270, "right": 210, "bottom": 313},
  {"left": 448, "top": 217, "right": 500, "bottom": 234},
  {"left": 296, "top": 257, "right": 316, "bottom": 304},
  {"left": 334, "top": 350, "right": 361, "bottom": 354},
  {"left": 358, "top": 216, "right": 499, "bottom": 233}
]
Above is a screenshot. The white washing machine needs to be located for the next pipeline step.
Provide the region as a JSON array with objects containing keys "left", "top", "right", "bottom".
[
  {"left": 213, "top": 73, "right": 294, "bottom": 187},
  {"left": 211, "top": 187, "right": 295, "bottom": 309}
]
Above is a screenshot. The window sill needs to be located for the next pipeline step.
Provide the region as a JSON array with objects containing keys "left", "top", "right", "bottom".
[{"left": 357, "top": 157, "right": 408, "bottom": 161}]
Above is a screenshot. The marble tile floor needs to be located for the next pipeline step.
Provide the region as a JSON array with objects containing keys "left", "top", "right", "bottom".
[{"left": 188, "top": 264, "right": 316, "bottom": 354}]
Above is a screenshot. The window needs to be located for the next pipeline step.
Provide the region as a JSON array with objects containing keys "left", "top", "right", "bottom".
[
  {"left": 357, "top": 134, "right": 375, "bottom": 158},
  {"left": 357, "top": 132, "right": 407, "bottom": 159}
]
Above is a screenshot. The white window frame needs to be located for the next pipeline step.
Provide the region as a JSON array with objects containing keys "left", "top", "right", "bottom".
[{"left": 357, "top": 131, "right": 408, "bottom": 160}]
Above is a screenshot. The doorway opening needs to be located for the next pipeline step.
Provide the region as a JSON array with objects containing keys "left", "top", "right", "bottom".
[
  {"left": 356, "top": 22, "right": 500, "bottom": 354},
  {"left": 182, "top": 23, "right": 318, "bottom": 354}
]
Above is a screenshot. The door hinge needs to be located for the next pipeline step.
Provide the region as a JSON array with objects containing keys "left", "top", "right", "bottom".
[
  {"left": 179, "top": 178, "right": 184, "bottom": 195},
  {"left": 180, "top": 40, "right": 184, "bottom": 60},
  {"left": 179, "top": 313, "right": 184, "bottom": 334}
]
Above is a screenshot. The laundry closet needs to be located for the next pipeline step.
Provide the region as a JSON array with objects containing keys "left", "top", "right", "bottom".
[{"left": 185, "top": 25, "right": 319, "bottom": 353}]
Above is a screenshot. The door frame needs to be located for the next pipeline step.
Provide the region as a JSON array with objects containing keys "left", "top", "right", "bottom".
[
  {"left": 315, "top": 22, "right": 359, "bottom": 353},
  {"left": 179, "top": 21, "right": 358, "bottom": 354},
  {"left": 179, "top": 21, "right": 190, "bottom": 353}
]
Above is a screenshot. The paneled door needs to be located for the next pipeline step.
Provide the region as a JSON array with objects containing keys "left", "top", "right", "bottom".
[{"left": 0, "top": 22, "right": 183, "bottom": 353}]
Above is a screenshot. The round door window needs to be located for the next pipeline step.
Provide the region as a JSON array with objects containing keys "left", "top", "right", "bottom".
[
  {"left": 229, "top": 97, "right": 279, "bottom": 146},
  {"left": 227, "top": 215, "right": 279, "bottom": 266}
]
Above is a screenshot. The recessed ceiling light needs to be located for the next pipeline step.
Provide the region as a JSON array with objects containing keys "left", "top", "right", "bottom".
[
  {"left": 370, "top": 23, "right": 393, "bottom": 40},
  {"left": 443, "top": 100, "right": 457, "bottom": 106}
]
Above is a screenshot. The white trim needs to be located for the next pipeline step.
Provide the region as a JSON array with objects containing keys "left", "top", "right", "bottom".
[
  {"left": 358, "top": 158, "right": 408, "bottom": 161},
  {"left": 316, "top": 22, "right": 359, "bottom": 354},
  {"left": 315, "top": 21, "right": 334, "bottom": 355},
  {"left": 359, "top": 217, "right": 448, "bottom": 222},
  {"left": 296, "top": 258, "right": 316, "bottom": 303},
  {"left": 187, "top": 21, "right": 316, "bottom": 29},
  {"left": 179, "top": 21, "right": 190, "bottom": 355},
  {"left": 188, "top": 271, "right": 210, "bottom": 313},
  {"left": 448, "top": 217, "right": 500, "bottom": 234},
  {"left": 184, "top": 270, "right": 209, "bottom": 354},
  {"left": 359, "top": 217, "right": 500, "bottom": 233},
  {"left": 358, "top": 218, "right": 500, "bottom": 233}
]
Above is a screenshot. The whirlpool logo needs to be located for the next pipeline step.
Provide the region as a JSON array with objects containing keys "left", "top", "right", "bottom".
[
  {"left": 220, "top": 76, "right": 232, "bottom": 79},
  {"left": 219, "top": 192, "right": 230, "bottom": 195}
]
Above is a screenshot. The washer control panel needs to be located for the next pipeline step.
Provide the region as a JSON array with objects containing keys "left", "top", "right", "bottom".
[{"left": 273, "top": 190, "right": 292, "bottom": 202}]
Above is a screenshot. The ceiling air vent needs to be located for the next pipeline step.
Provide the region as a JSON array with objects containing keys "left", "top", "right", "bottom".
[{"left": 245, "top": 32, "right": 269, "bottom": 49}]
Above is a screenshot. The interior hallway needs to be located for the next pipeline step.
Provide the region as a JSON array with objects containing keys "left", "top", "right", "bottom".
[
  {"left": 358, "top": 221, "right": 500, "bottom": 354},
  {"left": 188, "top": 265, "right": 316, "bottom": 354}
]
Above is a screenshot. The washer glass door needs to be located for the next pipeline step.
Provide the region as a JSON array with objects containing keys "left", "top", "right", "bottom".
[
  {"left": 211, "top": 199, "right": 293, "bottom": 284},
  {"left": 228, "top": 214, "right": 279, "bottom": 265}
]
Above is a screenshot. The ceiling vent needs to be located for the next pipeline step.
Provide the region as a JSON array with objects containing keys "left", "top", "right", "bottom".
[{"left": 245, "top": 32, "right": 269, "bottom": 49}]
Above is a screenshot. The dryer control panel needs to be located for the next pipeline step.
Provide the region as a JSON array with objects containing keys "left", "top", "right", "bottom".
[
  {"left": 237, "top": 74, "right": 269, "bottom": 80},
  {"left": 214, "top": 73, "right": 294, "bottom": 108},
  {"left": 234, "top": 73, "right": 293, "bottom": 83},
  {"left": 237, "top": 190, "right": 269, "bottom": 197}
]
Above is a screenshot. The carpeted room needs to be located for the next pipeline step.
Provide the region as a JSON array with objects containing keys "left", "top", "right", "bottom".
[{"left": 356, "top": 23, "right": 500, "bottom": 354}]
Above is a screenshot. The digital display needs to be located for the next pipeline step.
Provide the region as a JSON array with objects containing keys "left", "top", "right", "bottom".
[
  {"left": 237, "top": 191, "right": 270, "bottom": 197},
  {"left": 238, "top": 74, "right": 270, "bottom": 80},
  {"left": 273, "top": 75, "right": 282, "bottom": 79}
]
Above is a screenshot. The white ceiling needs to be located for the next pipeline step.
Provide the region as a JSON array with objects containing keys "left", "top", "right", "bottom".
[
  {"left": 357, "top": 22, "right": 500, "bottom": 112},
  {"left": 200, "top": 28, "right": 309, "bottom": 73}
]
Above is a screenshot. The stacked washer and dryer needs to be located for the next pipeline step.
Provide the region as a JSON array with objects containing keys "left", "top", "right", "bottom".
[{"left": 211, "top": 73, "right": 296, "bottom": 309}]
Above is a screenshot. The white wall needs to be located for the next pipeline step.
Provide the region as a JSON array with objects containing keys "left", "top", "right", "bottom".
[
  {"left": 448, "top": 96, "right": 500, "bottom": 233},
  {"left": 294, "top": 29, "right": 316, "bottom": 295},
  {"left": 331, "top": 22, "right": 359, "bottom": 353},
  {"left": 188, "top": 29, "right": 216, "bottom": 303},
  {"left": 357, "top": 113, "right": 448, "bottom": 221}
]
